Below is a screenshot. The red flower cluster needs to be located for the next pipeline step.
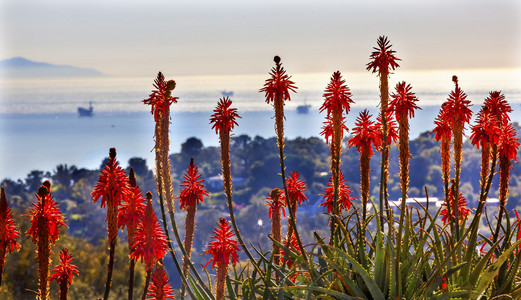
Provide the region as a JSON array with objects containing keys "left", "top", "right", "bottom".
[
  {"left": 348, "top": 110, "right": 382, "bottom": 157},
  {"left": 319, "top": 170, "right": 354, "bottom": 214},
  {"left": 377, "top": 112, "right": 399, "bottom": 145},
  {"left": 282, "top": 171, "right": 308, "bottom": 208},
  {"left": 280, "top": 232, "right": 300, "bottom": 269},
  {"left": 441, "top": 77, "right": 472, "bottom": 127},
  {"left": 50, "top": 248, "right": 79, "bottom": 288},
  {"left": 0, "top": 187, "right": 20, "bottom": 254},
  {"left": 178, "top": 158, "right": 209, "bottom": 210},
  {"left": 210, "top": 97, "right": 241, "bottom": 134},
  {"left": 484, "top": 91, "right": 511, "bottom": 124},
  {"left": 266, "top": 188, "right": 286, "bottom": 219},
  {"left": 320, "top": 71, "right": 354, "bottom": 117},
  {"left": 143, "top": 72, "right": 178, "bottom": 121},
  {"left": 366, "top": 36, "right": 401, "bottom": 73},
  {"left": 204, "top": 218, "right": 240, "bottom": 270},
  {"left": 26, "top": 185, "right": 67, "bottom": 244},
  {"left": 117, "top": 169, "right": 146, "bottom": 243},
  {"left": 470, "top": 110, "right": 501, "bottom": 150},
  {"left": 260, "top": 56, "right": 297, "bottom": 104},
  {"left": 440, "top": 190, "right": 472, "bottom": 225},
  {"left": 91, "top": 148, "right": 130, "bottom": 209},
  {"left": 431, "top": 110, "right": 453, "bottom": 142},
  {"left": 130, "top": 195, "right": 168, "bottom": 271},
  {"left": 320, "top": 115, "right": 348, "bottom": 144},
  {"left": 498, "top": 122, "right": 519, "bottom": 162},
  {"left": 147, "top": 263, "right": 175, "bottom": 300},
  {"left": 388, "top": 81, "right": 420, "bottom": 122}
]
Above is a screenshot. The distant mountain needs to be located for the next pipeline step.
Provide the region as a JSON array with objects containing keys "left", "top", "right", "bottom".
[{"left": 0, "top": 57, "right": 103, "bottom": 78}]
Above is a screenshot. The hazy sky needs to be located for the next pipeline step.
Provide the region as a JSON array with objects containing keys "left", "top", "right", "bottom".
[{"left": 1, "top": 0, "right": 520, "bottom": 76}]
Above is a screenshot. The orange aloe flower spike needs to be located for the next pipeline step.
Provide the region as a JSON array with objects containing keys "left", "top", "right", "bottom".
[
  {"left": 117, "top": 168, "right": 146, "bottom": 244},
  {"left": 484, "top": 91, "right": 512, "bottom": 124},
  {"left": 143, "top": 72, "right": 178, "bottom": 122},
  {"left": 430, "top": 109, "right": 453, "bottom": 142},
  {"left": 147, "top": 263, "right": 175, "bottom": 300},
  {"left": 204, "top": 218, "right": 240, "bottom": 270},
  {"left": 130, "top": 193, "right": 169, "bottom": 272},
  {"left": 319, "top": 71, "right": 354, "bottom": 116},
  {"left": 210, "top": 97, "right": 241, "bottom": 135},
  {"left": 91, "top": 148, "right": 130, "bottom": 211},
  {"left": 366, "top": 36, "right": 401, "bottom": 73},
  {"left": 470, "top": 110, "right": 501, "bottom": 150},
  {"left": 50, "top": 248, "right": 79, "bottom": 300},
  {"left": 388, "top": 81, "right": 420, "bottom": 122},
  {"left": 320, "top": 115, "right": 348, "bottom": 144},
  {"left": 319, "top": 170, "right": 354, "bottom": 214},
  {"left": 26, "top": 184, "right": 67, "bottom": 245},
  {"left": 259, "top": 56, "right": 297, "bottom": 104},
  {"left": 0, "top": 186, "right": 20, "bottom": 287},
  {"left": 377, "top": 111, "right": 399, "bottom": 146},
  {"left": 26, "top": 183, "right": 67, "bottom": 300},
  {"left": 440, "top": 188, "right": 472, "bottom": 225},
  {"left": 347, "top": 110, "right": 382, "bottom": 157},
  {"left": 282, "top": 171, "right": 308, "bottom": 208},
  {"left": 266, "top": 188, "right": 286, "bottom": 219},
  {"left": 178, "top": 158, "right": 209, "bottom": 210}
]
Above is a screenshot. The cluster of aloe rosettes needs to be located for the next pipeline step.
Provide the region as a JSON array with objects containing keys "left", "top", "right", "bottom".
[
  {"left": 142, "top": 37, "right": 520, "bottom": 299},
  {"left": 1, "top": 35, "right": 520, "bottom": 299}
]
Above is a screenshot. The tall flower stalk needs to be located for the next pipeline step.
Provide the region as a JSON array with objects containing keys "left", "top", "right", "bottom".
[
  {"left": 26, "top": 182, "right": 66, "bottom": 300},
  {"left": 319, "top": 170, "right": 353, "bottom": 215},
  {"left": 347, "top": 110, "right": 381, "bottom": 223},
  {"left": 118, "top": 168, "right": 146, "bottom": 300},
  {"left": 388, "top": 81, "right": 420, "bottom": 240},
  {"left": 260, "top": 56, "right": 306, "bottom": 258},
  {"left": 204, "top": 218, "right": 240, "bottom": 300},
  {"left": 0, "top": 186, "right": 20, "bottom": 288},
  {"left": 266, "top": 188, "right": 285, "bottom": 266},
  {"left": 431, "top": 109, "right": 453, "bottom": 204},
  {"left": 147, "top": 263, "right": 175, "bottom": 300},
  {"left": 178, "top": 158, "right": 208, "bottom": 279},
  {"left": 470, "top": 109, "right": 500, "bottom": 194},
  {"left": 319, "top": 71, "right": 354, "bottom": 243},
  {"left": 50, "top": 248, "right": 79, "bottom": 300},
  {"left": 366, "top": 36, "right": 400, "bottom": 224},
  {"left": 143, "top": 72, "right": 177, "bottom": 216},
  {"left": 493, "top": 122, "right": 519, "bottom": 242},
  {"left": 282, "top": 171, "right": 307, "bottom": 248},
  {"left": 442, "top": 76, "right": 472, "bottom": 211},
  {"left": 130, "top": 192, "right": 168, "bottom": 300},
  {"left": 91, "top": 148, "right": 130, "bottom": 300},
  {"left": 440, "top": 180, "right": 471, "bottom": 225}
]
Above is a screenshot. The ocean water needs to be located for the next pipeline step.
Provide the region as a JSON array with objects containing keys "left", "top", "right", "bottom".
[{"left": 1, "top": 69, "right": 520, "bottom": 180}]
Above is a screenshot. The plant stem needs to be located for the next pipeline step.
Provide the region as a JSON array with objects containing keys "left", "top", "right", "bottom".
[
  {"left": 103, "top": 240, "right": 115, "bottom": 300},
  {"left": 141, "top": 269, "right": 151, "bottom": 300},
  {"left": 128, "top": 258, "right": 135, "bottom": 300}
]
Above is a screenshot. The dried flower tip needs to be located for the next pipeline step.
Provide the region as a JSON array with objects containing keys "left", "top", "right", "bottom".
[
  {"left": 166, "top": 80, "right": 176, "bottom": 91},
  {"left": 270, "top": 188, "right": 282, "bottom": 200},
  {"left": 452, "top": 75, "right": 458, "bottom": 84},
  {"left": 146, "top": 191, "right": 153, "bottom": 200},
  {"left": 109, "top": 147, "right": 116, "bottom": 159},
  {"left": 37, "top": 185, "right": 49, "bottom": 197},
  {"left": 129, "top": 168, "right": 137, "bottom": 187},
  {"left": 43, "top": 180, "right": 51, "bottom": 190},
  {"left": 274, "top": 55, "right": 281, "bottom": 64}
]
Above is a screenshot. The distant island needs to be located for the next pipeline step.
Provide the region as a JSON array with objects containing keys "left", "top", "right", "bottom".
[{"left": 0, "top": 57, "right": 103, "bottom": 78}]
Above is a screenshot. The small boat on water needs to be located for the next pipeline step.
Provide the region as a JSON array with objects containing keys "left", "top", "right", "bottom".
[
  {"left": 297, "top": 104, "right": 311, "bottom": 114},
  {"left": 221, "top": 91, "right": 234, "bottom": 97},
  {"left": 78, "top": 101, "right": 94, "bottom": 117}
]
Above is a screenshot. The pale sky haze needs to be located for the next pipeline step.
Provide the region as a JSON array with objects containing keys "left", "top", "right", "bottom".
[{"left": 1, "top": 0, "right": 520, "bottom": 77}]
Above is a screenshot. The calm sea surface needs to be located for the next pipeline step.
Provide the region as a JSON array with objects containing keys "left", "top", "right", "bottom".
[{"left": 1, "top": 69, "right": 520, "bottom": 180}]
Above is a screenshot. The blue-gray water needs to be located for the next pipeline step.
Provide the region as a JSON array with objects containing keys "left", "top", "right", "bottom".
[{"left": 1, "top": 70, "right": 520, "bottom": 180}]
